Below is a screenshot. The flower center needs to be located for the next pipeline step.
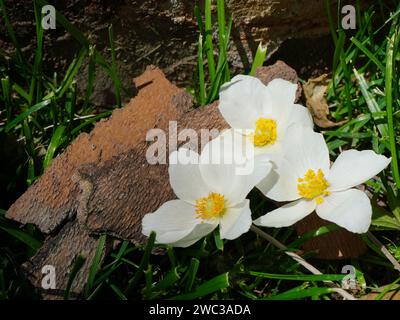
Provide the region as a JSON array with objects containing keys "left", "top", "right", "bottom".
[
  {"left": 195, "top": 192, "right": 226, "bottom": 220},
  {"left": 297, "top": 169, "right": 330, "bottom": 204},
  {"left": 252, "top": 118, "right": 277, "bottom": 147}
]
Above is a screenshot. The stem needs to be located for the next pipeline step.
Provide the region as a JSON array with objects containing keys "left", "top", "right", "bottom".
[
  {"left": 250, "top": 225, "right": 357, "bottom": 300},
  {"left": 367, "top": 232, "right": 400, "bottom": 272}
]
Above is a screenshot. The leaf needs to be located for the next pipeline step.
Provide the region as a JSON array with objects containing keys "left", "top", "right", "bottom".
[
  {"left": 153, "top": 267, "right": 180, "bottom": 291},
  {"left": 64, "top": 254, "right": 86, "bottom": 300},
  {"left": 303, "top": 74, "right": 347, "bottom": 128},
  {"left": 213, "top": 228, "right": 224, "bottom": 251},
  {"left": 0, "top": 217, "right": 42, "bottom": 251},
  {"left": 85, "top": 234, "right": 107, "bottom": 297},
  {"left": 248, "top": 271, "right": 345, "bottom": 282},
  {"left": 264, "top": 286, "right": 334, "bottom": 300},
  {"left": 250, "top": 42, "right": 267, "bottom": 76},
  {"left": 125, "top": 231, "right": 156, "bottom": 294},
  {"left": 170, "top": 272, "right": 229, "bottom": 300},
  {"left": 43, "top": 126, "right": 66, "bottom": 171},
  {"left": 5, "top": 99, "right": 51, "bottom": 132}
]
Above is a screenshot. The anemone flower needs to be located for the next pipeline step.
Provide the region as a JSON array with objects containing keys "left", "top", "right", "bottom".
[
  {"left": 218, "top": 75, "right": 313, "bottom": 155},
  {"left": 255, "top": 125, "right": 391, "bottom": 233},
  {"left": 142, "top": 130, "right": 272, "bottom": 247}
]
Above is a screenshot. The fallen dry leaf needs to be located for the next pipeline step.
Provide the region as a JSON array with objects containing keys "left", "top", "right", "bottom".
[{"left": 303, "top": 74, "right": 347, "bottom": 128}]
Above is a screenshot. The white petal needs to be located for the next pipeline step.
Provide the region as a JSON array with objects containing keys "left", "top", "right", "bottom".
[
  {"left": 169, "top": 149, "right": 210, "bottom": 203},
  {"left": 328, "top": 150, "right": 391, "bottom": 191},
  {"left": 262, "top": 79, "right": 298, "bottom": 122},
  {"left": 142, "top": 200, "right": 199, "bottom": 244},
  {"left": 168, "top": 223, "right": 218, "bottom": 247},
  {"left": 200, "top": 129, "right": 271, "bottom": 205},
  {"left": 219, "top": 200, "right": 252, "bottom": 240},
  {"left": 283, "top": 125, "right": 330, "bottom": 178},
  {"left": 316, "top": 189, "right": 372, "bottom": 233},
  {"left": 265, "top": 78, "right": 297, "bottom": 109},
  {"left": 253, "top": 198, "right": 316, "bottom": 227},
  {"left": 286, "top": 104, "right": 314, "bottom": 129},
  {"left": 253, "top": 139, "right": 283, "bottom": 157},
  {"left": 219, "top": 75, "right": 267, "bottom": 129},
  {"left": 257, "top": 155, "right": 301, "bottom": 202}
]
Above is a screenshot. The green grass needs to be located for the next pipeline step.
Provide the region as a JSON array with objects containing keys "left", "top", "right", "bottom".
[{"left": 0, "top": 0, "right": 400, "bottom": 300}]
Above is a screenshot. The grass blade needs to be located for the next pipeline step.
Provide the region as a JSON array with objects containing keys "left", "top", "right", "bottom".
[
  {"left": 204, "top": 0, "right": 216, "bottom": 82},
  {"left": 385, "top": 26, "right": 400, "bottom": 188},
  {"left": 197, "top": 34, "right": 206, "bottom": 105},
  {"left": 85, "top": 234, "right": 107, "bottom": 297},
  {"left": 0, "top": 217, "right": 42, "bottom": 251},
  {"left": 125, "top": 231, "right": 156, "bottom": 294},
  {"left": 248, "top": 271, "right": 346, "bottom": 282},
  {"left": 108, "top": 25, "right": 121, "bottom": 107},
  {"left": 171, "top": 272, "right": 229, "bottom": 300},
  {"left": 264, "top": 287, "right": 334, "bottom": 300},
  {"left": 250, "top": 42, "right": 267, "bottom": 75},
  {"left": 64, "top": 254, "right": 86, "bottom": 300},
  {"left": 5, "top": 99, "right": 51, "bottom": 132},
  {"left": 42, "top": 125, "right": 66, "bottom": 170}
]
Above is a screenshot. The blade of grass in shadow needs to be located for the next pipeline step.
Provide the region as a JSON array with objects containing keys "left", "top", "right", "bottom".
[
  {"left": 351, "top": 37, "right": 385, "bottom": 72},
  {"left": 248, "top": 271, "right": 345, "bottom": 282},
  {"left": 264, "top": 286, "right": 334, "bottom": 300},
  {"left": 0, "top": 0, "right": 24, "bottom": 63},
  {"left": 197, "top": 34, "right": 206, "bottom": 105},
  {"left": 5, "top": 99, "right": 51, "bottom": 132},
  {"left": 109, "top": 283, "right": 127, "bottom": 300},
  {"left": 375, "top": 277, "right": 400, "bottom": 300},
  {"left": 170, "top": 272, "right": 229, "bottom": 300},
  {"left": 108, "top": 25, "right": 121, "bottom": 107},
  {"left": 42, "top": 125, "right": 65, "bottom": 170},
  {"left": 0, "top": 217, "right": 42, "bottom": 251},
  {"left": 70, "top": 111, "right": 112, "bottom": 135},
  {"left": 217, "top": 0, "right": 230, "bottom": 81},
  {"left": 125, "top": 231, "right": 156, "bottom": 295},
  {"left": 204, "top": 0, "right": 216, "bottom": 83},
  {"left": 56, "top": 48, "right": 86, "bottom": 99},
  {"left": 183, "top": 258, "right": 200, "bottom": 293},
  {"left": 64, "top": 254, "right": 86, "bottom": 300},
  {"left": 153, "top": 267, "right": 180, "bottom": 292},
  {"left": 85, "top": 234, "right": 107, "bottom": 297}
]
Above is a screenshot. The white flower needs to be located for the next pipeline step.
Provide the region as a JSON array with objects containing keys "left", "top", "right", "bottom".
[
  {"left": 142, "top": 130, "right": 272, "bottom": 247},
  {"left": 218, "top": 75, "right": 313, "bottom": 155},
  {"left": 255, "top": 125, "right": 391, "bottom": 233}
]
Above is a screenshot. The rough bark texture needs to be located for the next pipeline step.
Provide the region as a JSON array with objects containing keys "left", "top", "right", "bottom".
[
  {"left": 7, "top": 61, "right": 366, "bottom": 297},
  {"left": 7, "top": 65, "right": 193, "bottom": 298},
  {"left": 295, "top": 213, "right": 367, "bottom": 260}
]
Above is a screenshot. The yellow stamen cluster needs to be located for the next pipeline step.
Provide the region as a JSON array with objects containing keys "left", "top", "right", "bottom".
[
  {"left": 297, "top": 169, "right": 330, "bottom": 204},
  {"left": 252, "top": 118, "right": 277, "bottom": 147},
  {"left": 195, "top": 192, "right": 226, "bottom": 221}
]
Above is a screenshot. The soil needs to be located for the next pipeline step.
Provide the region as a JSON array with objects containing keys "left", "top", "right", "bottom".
[{"left": 0, "top": 0, "right": 342, "bottom": 108}]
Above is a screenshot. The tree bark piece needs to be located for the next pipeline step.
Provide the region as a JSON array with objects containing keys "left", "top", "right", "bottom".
[{"left": 295, "top": 213, "right": 367, "bottom": 259}]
